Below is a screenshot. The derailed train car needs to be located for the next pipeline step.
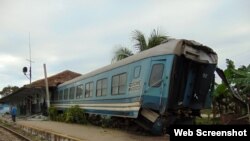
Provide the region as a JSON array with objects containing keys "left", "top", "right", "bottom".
[{"left": 51, "top": 39, "right": 218, "bottom": 135}]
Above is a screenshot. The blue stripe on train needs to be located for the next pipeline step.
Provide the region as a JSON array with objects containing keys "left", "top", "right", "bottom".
[
  {"left": 52, "top": 96, "right": 141, "bottom": 104},
  {"left": 56, "top": 107, "right": 139, "bottom": 118},
  {"left": 85, "top": 109, "right": 139, "bottom": 118}
]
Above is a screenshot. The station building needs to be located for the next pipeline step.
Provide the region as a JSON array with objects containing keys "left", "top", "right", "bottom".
[{"left": 0, "top": 70, "right": 81, "bottom": 116}]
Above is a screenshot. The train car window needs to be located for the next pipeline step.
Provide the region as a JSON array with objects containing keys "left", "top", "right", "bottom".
[
  {"left": 76, "top": 84, "right": 84, "bottom": 99},
  {"left": 112, "top": 73, "right": 127, "bottom": 95},
  {"left": 149, "top": 64, "right": 164, "bottom": 87},
  {"left": 69, "top": 87, "right": 75, "bottom": 99},
  {"left": 112, "top": 75, "right": 119, "bottom": 95},
  {"left": 102, "top": 79, "right": 108, "bottom": 96},
  {"left": 97, "top": 80, "right": 102, "bottom": 96},
  {"left": 119, "top": 73, "right": 127, "bottom": 93},
  {"left": 97, "top": 78, "right": 108, "bottom": 97},
  {"left": 85, "top": 82, "right": 93, "bottom": 98},
  {"left": 59, "top": 90, "right": 63, "bottom": 100},
  {"left": 63, "top": 88, "right": 69, "bottom": 100},
  {"left": 89, "top": 82, "right": 93, "bottom": 97},
  {"left": 134, "top": 66, "right": 141, "bottom": 78}
]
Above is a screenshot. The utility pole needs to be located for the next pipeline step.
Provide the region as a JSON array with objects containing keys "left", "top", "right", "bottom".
[
  {"left": 43, "top": 64, "right": 50, "bottom": 108},
  {"left": 22, "top": 32, "right": 33, "bottom": 115},
  {"left": 23, "top": 32, "right": 33, "bottom": 84},
  {"left": 29, "top": 32, "right": 32, "bottom": 84}
]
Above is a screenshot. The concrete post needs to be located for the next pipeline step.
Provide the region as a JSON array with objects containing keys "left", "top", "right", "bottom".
[{"left": 43, "top": 64, "right": 50, "bottom": 108}]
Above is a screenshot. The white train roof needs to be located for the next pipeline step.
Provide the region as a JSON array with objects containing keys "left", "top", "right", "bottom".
[{"left": 59, "top": 39, "right": 218, "bottom": 87}]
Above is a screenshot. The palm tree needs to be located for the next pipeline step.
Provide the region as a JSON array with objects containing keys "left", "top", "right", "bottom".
[
  {"left": 112, "top": 29, "right": 168, "bottom": 62},
  {"left": 133, "top": 29, "right": 168, "bottom": 52},
  {"left": 111, "top": 47, "right": 134, "bottom": 63}
]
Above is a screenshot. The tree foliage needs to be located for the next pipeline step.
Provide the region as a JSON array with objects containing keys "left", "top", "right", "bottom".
[
  {"left": 231, "top": 65, "right": 250, "bottom": 94},
  {"left": 213, "top": 59, "right": 250, "bottom": 123},
  {"left": 0, "top": 85, "right": 19, "bottom": 96},
  {"left": 133, "top": 29, "right": 168, "bottom": 52},
  {"left": 111, "top": 47, "right": 134, "bottom": 63},
  {"left": 112, "top": 28, "right": 169, "bottom": 62}
]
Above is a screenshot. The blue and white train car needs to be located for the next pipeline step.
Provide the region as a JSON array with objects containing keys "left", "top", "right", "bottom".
[{"left": 51, "top": 39, "right": 218, "bottom": 134}]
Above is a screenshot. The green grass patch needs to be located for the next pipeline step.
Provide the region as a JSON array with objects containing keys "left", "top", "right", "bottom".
[{"left": 195, "top": 117, "right": 221, "bottom": 125}]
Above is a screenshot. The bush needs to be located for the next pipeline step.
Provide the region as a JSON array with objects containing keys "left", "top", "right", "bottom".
[
  {"left": 48, "top": 106, "right": 58, "bottom": 121},
  {"left": 48, "top": 105, "right": 87, "bottom": 124},
  {"left": 64, "top": 105, "right": 87, "bottom": 124},
  {"left": 56, "top": 113, "right": 66, "bottom": 122}
]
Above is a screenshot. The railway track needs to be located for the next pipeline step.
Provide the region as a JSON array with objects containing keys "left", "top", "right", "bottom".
[{"left": 0, "top": 124, "right": 32, "bottom": 141}]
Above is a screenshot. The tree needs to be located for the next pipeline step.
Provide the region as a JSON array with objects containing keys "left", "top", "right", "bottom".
[
  {"left": 0, "top": 85, "right": 19, "bottom": 97},
  {"left": 224, "top": 59, "right": 236, "bottom": 84},
  {"left": 232, "top": 65, "right": 250, "bottom": 95},
  {"left": 213, "top": 83, "right": 230, "bottom": 113},
  {"left": 112, "top": 29, "right": 169, "bottom": 62},
  {"left": 111, "top": 47, "right": 134, "bottom": 63},
  {"left": 133, "top": 29, "right": 168, "bottom": 52},
  {"left": 213, "top": 59, "right": 250, "bottom": 123}
]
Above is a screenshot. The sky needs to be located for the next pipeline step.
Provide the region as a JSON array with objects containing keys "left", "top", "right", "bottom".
[{"left": 0, "top": 0, "right": 249, "bottom": 91}]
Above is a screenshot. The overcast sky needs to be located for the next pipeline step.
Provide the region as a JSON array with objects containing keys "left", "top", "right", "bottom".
[{"left": 0, "top": 0, "right": 249, "bottom": 90}]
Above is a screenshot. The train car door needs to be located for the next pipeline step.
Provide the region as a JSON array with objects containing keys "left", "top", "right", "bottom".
[{"left": 142, "top": 59, "right": 166, "bottom": 111}]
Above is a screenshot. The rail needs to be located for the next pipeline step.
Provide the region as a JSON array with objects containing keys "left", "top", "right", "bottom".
[
  {"left": 19, "top": 123, "right": 84, "bottom": 141},
  {"left": 0, "top": 124, "right": 32, "bottom": 141}
]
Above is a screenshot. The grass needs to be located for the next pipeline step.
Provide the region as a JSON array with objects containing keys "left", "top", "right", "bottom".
[
  {"left": 195, "top": 117, "right": 221, "bottom": 125},
  {"left": 195, "top": 109, "right": 221, "bottom": 125}
]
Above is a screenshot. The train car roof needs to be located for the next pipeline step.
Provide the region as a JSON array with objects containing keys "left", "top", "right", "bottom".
[{"left": 59, "top": 39, "right": 217, "bottom": 87}]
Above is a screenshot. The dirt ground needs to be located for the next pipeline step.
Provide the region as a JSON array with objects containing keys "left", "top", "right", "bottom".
[
  {"left": 0, "top": 127, "right": 23, "bottom": 141},
  {"left": 0, "top": 114, "right": 169, "bottom": 141},
  {"left": 17, "top": 120, "right": 169, "bottom": 141}
]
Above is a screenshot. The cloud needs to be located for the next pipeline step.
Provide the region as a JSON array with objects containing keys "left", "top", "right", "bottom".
[
  {"left": 0, "top": 54, "right": 28, "bottom": 89},
  {"left": 0, "top": 0, "right": 249, "bottom": 90},
  {"left": 0, "top": 54, "right": 23, "bottom": 70}
]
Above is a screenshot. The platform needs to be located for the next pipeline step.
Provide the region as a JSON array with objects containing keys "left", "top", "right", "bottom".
[{"left": 1, "top": 115, "right": 169, "bottom": 141}]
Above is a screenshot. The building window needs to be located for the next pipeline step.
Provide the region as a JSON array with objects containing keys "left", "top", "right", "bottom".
[
  {"left": 85, "top": 82, "right": 93, "bottom": 98},
  {"left": 112, "top": 73, "right": 127, "bottom": 95},
  {"left": 76, "top": 84, "right": 84, "bottom": 99},
  {"left": 96, "top": 78, "right": 107, "bottom": 97},
  {"left": 149, "top": 63, "right": 164, "bottom": 87},
  {"left": 69, "top": 87, "right": 75, "bottom": 99},
  {"left": 59, "top": 90, "right": 63, "bottom": 100},
  {"left": 64, "top": 88, "right": 69, "bottom": 100},
  {"left": 134, "top": 66, "right": 141, "bottom": 78}
]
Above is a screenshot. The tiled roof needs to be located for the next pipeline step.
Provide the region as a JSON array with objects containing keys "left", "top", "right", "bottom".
[{"left": 26, "top": 70, "right": 81, "bottom": 88}]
